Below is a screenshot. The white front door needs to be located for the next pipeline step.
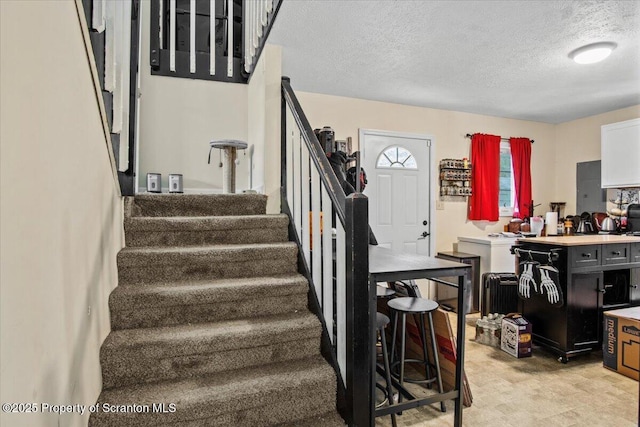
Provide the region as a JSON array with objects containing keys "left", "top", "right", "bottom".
[{"left": 361, "top": 130, "right": 433, "bottom": 256}]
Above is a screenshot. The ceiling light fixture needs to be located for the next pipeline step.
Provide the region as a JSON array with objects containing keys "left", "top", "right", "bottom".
[{"left": 569, "top": 42, "right": 617, "bottom": 64}]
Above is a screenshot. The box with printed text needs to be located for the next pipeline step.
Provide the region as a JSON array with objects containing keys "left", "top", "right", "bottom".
[
  {"left": 500, "top": 314, "right": 532, "bottom": 358},
  {"left": 603, "top": 307, "right": 640, "bottom": 381}
]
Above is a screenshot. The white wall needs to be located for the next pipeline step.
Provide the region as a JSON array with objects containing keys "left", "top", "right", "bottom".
[
  {"left": 248, "top": 44, "right": 282, "bottom": 213},
  {"left": 0, "top": 2, "right": 123, "bottom": 427},
  {"left": 294, "top": 91, "right": 557, "bottom": 253},
  {"left": 138, "top": 0, "right": 249, "bottom": 193}
]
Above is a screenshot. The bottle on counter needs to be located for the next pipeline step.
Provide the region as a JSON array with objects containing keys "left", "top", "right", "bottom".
[{"left": 564, "top": 219, "right": 574, "bottom": 236}]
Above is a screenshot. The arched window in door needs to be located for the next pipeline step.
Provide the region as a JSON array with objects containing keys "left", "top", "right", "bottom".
[{"left": 376, "top": 145, "right": 418, "bottom": 169}]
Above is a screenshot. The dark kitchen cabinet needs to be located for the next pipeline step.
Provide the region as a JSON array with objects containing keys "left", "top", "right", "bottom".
[
  {"left": 631, "top": 268, "right": 640, "bottom": 304},
  {"left": 567, "top": 272, "right": 603, "bottom": 351},
  {"left": 516, "top": 239, "right": 640, "bottom": 363}
]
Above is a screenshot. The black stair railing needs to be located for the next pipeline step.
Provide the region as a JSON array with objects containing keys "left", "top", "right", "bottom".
[
  {"left": 281, "top": 77, "right": 374, "bottom": 426},
  {"left": 150, "top": 0, "right": 281, "bottom": 83}
]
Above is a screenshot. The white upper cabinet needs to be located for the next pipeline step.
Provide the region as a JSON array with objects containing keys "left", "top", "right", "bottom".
[{"left": 601, "top": 118, "right": 640, "bottom": 188}]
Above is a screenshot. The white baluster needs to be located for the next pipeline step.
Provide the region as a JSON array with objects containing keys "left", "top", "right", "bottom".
[
  {"left": 336, "top": 220, "right": 347, "bottom": 385},
  {"left": 257, "top": 1, "right": 263, "bottom": 36},
  {"left": 169, "top": 0, "right": 176, "bottom": 72},
  {"left": 190, "top": 0, "right": 196, "bottom": 73},
  {"left": 322, "top": 186, "right": 334, "bottom": 344},
  {"left": 261, "top": 0, "right": 268, "bottom": 26},
  {"left": 104, "top": 0, "right": 116, "bottom": 91},
  {"left": 227, "top": 0, "right": 233, "bottom": 77},
  {"left": 249, "top": 0, "right": 256, "bottom": 57},
  {"left": 210, "top": 0, "right": 216, "bottom": 75},
  {"left": 158, "top": 0, "right": 164, "bottom": 49},
  {"left": 301, "top": 144, "right": 311, "bottom": 265},
  {"left": 311, "top": 165, "right": 322, "bottom": 303},
  {"left": 92, "top": 0, "right": 105, "bottom": 32},
  {"left": 243, "top": 0, "right": 250, "bottom": 73}
]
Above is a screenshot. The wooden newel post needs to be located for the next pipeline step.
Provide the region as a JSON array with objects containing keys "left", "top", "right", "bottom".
[{"left": 345, "top": 193, "right": 373, "bottom": 426}]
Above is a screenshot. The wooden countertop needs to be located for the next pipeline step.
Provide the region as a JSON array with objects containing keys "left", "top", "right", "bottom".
[{"left": 517, "top": 234, "right": 640, "bottom": 246}]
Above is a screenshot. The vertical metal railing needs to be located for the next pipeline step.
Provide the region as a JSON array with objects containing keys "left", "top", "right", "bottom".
[{"left": 281, "top": 77, "right": 373, "bottom": 426}]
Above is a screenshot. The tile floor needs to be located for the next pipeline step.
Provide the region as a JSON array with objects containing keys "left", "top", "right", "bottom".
[{"left": 375, "top": 314, "right": 639, "bottom": 427}]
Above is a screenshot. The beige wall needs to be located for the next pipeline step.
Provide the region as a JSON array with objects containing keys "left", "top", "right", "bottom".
[
  {"left": 248, "top": 45, "right": 283, "bottom": 213},
  {"left": 295, "top": 91, "right": 557, "bottom": 253},
  {"left": 0, "top": 2, "right": 123, "bottom": 427},
  {"left": 554, "top": 105, "right": 640, "bottom": 214},
  {"left": 138, "top": 0, "right": 249, "bottom": 193}
]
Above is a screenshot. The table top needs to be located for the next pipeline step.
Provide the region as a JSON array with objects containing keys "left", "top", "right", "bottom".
[
  {"left": 210, "top": 139, "right": 248, "bottom": 149},
  {"left": 369, "top": 246, "right": 470, "bottom": 282}
]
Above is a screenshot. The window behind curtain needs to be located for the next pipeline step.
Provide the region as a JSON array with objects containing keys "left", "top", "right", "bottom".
[{"left": 499, "top": 141, "right": 515, "bottom": 216}]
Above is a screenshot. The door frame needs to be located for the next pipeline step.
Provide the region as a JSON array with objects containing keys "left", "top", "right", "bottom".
[{"left": 359, "top": 128, "right": 436, "bottom": 257}]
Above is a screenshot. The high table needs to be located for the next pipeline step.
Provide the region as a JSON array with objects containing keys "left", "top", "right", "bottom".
[{"left": 369, "top": 246, "right": 470, "bottom": 426}]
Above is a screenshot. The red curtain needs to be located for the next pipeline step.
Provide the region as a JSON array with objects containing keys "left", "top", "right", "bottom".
[
  {"left": 468, "top": 134, "right": 501, "bottom": 221},
  {"left": 509, "top": 137, "right": 532, "bottom": 219}
]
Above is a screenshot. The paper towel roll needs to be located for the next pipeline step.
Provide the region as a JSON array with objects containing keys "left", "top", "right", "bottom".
[{"left": 545, "top": 212, "right": 558, "bottom": 236}]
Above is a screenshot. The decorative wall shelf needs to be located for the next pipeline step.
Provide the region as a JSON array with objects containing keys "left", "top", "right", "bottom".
[{"left": 439, "top": 159, "right": 472, "bottom": 197}]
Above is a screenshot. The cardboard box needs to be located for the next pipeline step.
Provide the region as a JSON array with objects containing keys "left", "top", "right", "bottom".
[
  {"left": 603, "top": 307, "right": 640, "bottom": 381},
  {"left": 500, "top": 314, "right": 532, "bottom": 358}
]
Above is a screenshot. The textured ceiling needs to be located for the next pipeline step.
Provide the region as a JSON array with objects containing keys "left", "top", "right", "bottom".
[{"left": 268, "top": 0, "right": 640, "bottom": 124}]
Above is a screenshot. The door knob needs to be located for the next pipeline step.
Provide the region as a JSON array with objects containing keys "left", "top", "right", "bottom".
[
  {"left": 423, "top": 220, "right": 428, "bottom": 226},
  {"left": 418, "top": 231, "right": 430, "bottom": 240}
]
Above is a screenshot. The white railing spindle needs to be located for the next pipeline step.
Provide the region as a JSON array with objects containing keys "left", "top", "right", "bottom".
[
  {"left": 251, "top": 0, "right": 256, "bottom": 59},
  {"left": 336, "top": 220, "right": 347, "bottom": 385},
  {"left": 286, "top": 109, "right": 294, "bottom": 210},
  {"left": 227, "top": 0, "right": 233, "bottom": 77},
  {"left": 321, "top": 186, "right": 334, "bottom": 344},
  {"left": 169, "top": 0, "right": 176, "bottom": 72},
  {"left": 311, "top": 166, "right": 322, "bottom": 301},
  {"left": 158, "top": 0, "right": 164, "bottom": 49},
  {"left": 190, "top": 0, "right": 196, "bottom": 73},
  {"left": 243, "top": 0, "right": 250, "bottom": 73},
  {"left": 301, "top": 145, "right": 311, "bottom": 264},
  {"left": 292, "top": 130, "right": 302, "bottom": 241},
  {"left": 210, "top": 0, "right": 216, "bottom": 75},
  {"left": 92, "top": 0, "right": 105, "bottom": 32},
  {"left": 261, "top": 0, "right": 268, "bottom": 26}
]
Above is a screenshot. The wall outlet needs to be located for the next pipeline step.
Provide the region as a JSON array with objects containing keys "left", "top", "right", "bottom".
[{"left": 436, "top": 199, "right": 444, "bottom": 210}]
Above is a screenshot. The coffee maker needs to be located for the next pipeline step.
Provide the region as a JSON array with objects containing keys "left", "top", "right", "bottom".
[{"left": 626, "top": 204, "right": 640, "bottom": 234}]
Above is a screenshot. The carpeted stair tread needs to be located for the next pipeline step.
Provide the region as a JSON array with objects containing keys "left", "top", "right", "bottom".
[
  {"left": 100, "top": 312, "right": 322, "bottom": 388},
  {"left": 111, "top": 274, "right": 308, "bottom": 308},
  {"left": 125, "top": 214, "right": 288, "bottom": 231},
  {"left": 109, "top": 274, "right": 309, "bottom": 329},
  {"left": 124, "top": 214, "right": 289, "bottom": 246},
  {"left": 117, "top": 243, "right": 298, "bottom": 283},
  {"left": 118, "top": 242, "right": 297, "bottom": 264},
  {"left": 93, "top": 194, "right": 340, "bottom": 426},
  {"left": 126, "top": 194, "right": 267, "bottom": 217},
  {"left": 102, "top": 311, "right": 320, "bottom": 356},
  {"left": 90, "top": 355, "right": 336, "bottom": 427}
]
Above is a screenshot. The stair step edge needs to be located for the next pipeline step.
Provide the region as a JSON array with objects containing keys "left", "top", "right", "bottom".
[{"left": 102, "top": 312, "right": 321, "bottom": 352}]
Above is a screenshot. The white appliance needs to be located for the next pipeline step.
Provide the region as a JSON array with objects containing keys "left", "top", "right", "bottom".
[{"left": 457, "top": 236, "right": 518, "bottom": 314}]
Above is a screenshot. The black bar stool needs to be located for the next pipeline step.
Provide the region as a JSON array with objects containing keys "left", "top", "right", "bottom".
[
  {"left": 375, "top": 312, "right": 397, "bottom": 427},
  {"left": 388, "top": 296, "right": 446, "bottom": 412}
]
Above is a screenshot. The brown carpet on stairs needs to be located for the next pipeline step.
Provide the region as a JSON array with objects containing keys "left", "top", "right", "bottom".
[{"left": 90, "top": 194, "right": 345, "bottom": 427}]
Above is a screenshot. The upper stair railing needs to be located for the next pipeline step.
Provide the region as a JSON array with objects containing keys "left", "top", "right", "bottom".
[
  {"left": 150, "top": 0, "right": 281, "bottom": 83},
  {"left": 281, "top": 77, "right": 374, "bottom": 426}
]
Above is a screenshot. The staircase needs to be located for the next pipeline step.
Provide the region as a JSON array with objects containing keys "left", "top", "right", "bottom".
[{"left": 89, "top": 194, "right": 344, "bottom": 427}]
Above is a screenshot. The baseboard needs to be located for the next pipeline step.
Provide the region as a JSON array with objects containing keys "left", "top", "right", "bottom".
[{"left": 136, "top": 187, "right": 263, "bottom": 195}]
